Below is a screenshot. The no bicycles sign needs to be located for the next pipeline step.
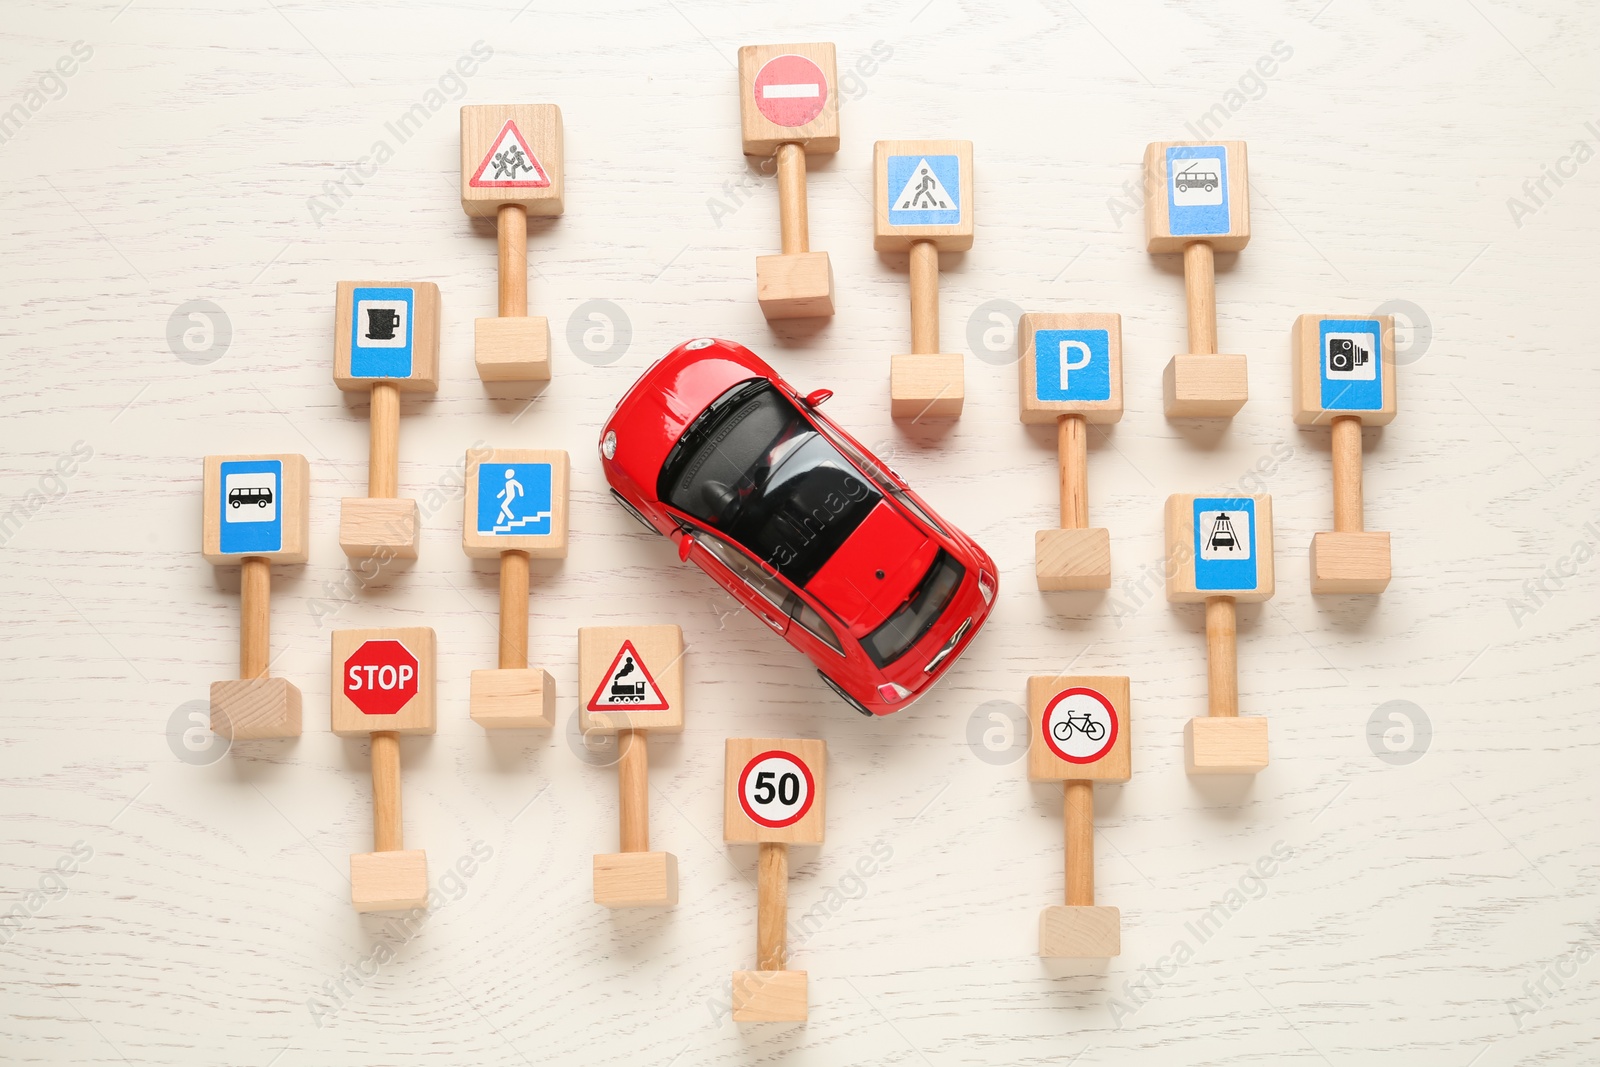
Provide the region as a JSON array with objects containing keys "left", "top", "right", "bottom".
[{"left": 1040, "top": 687, "right": 1118, "bottom": 765}]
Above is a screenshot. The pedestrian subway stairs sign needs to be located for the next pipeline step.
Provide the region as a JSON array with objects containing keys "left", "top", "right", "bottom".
[
  {"left": 587, "top": 640, "right": 669, "bottom": 711},
  {"left": 475, "top": 461, "right": 553, "bottom": 536},
  {"left": 887, "top": 154, "right": 961, "bottom": 227}
]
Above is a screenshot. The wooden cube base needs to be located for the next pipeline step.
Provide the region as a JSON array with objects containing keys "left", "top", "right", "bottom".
[
  {"left": 475, "top": 316, "right": 551, "bottom": 382},
  {"left": 1039, "top": 905, "right": 1121, "bottom": 958},
  {"left": 1162, "top": 353, "right": 1248, "bottom": 418},
  {"left": 1311, "top": 531, "right": 1391, "bottom": 594},
  {"left": 890, "top": 353, "right": 964, "bottom": 420},
  {"left": 209, "top": 677, "right": 302, "bottom": 740},
  {"left": 731, "top": 969, "right": 807, "bottom": 1022},
  {"left": 1185, "top": 716, "right": 1269, "bottom": 775},
  {"left": 593, "top": 851, "right": 678, "bottom": 908},
  {"left": 1035, "top": 528, "right": 1111, "bottom": 590},
  {"left": 339, "top": 497, "right": 420, "bottom": 559},
  {"left": 469, "top": 668, "right": 555, "bottom": 729},
  {"left": 350, "top": 849, "right": 429, "bottom": 913},
  {"left": 757, "top": 251, "right": 834, "bottom": 320}
]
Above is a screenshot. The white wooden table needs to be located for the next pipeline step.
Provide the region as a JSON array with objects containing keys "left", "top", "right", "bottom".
[{"left": 2, "top": 2, "right": 1597, "bottom": 1063}]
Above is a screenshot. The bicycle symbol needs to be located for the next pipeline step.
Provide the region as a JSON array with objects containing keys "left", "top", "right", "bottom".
[{"left": 1052, "top": 710, "right": 1106, "bottom": 744}]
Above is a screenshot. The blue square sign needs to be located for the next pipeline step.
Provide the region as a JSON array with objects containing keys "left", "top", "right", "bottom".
[
  {"left": 1034, "top": 329, "right": 1111, "bottom": 403},
  {"left": 1166, "top": 146, "right": 1230, "bottom": 238},
  {"left": 350, "top": 286, "right": 415, "bottom": 379},
  {"left": 219, "top": 459, "right": 283, "bottom": 555},
  {"left": 1193, "top": 497, "right": 1257, "bottom": 592},
  {"left": 476, "top": 462, "right": 553, "bottom": 536},
  {"left": 1319, "top": 318, "right": 1383, "bottom": 412},
  {"left": 887, "top": 154, "right": 962, "bottom": 227}
]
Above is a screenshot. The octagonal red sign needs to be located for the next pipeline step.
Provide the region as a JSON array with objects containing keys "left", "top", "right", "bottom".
[{"left": 343, "top": 639, "right": 419, "bottom": 716}]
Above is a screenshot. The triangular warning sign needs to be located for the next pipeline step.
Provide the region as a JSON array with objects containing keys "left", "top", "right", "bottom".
[
  {"left": 587, "top": 640, "right": 669, "bottom": 711},
  {"left": 892, "top": 157, "right": 955, "bottom": 211},
  {"left": 468, "top": 120, "right": 551, "bottom": 189}
]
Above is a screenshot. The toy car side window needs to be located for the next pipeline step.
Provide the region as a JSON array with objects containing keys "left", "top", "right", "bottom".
[
  {"left": 781, "top": 591, "right": 844, "bottom": 656},
  {"left": 693, "top": 527, "right": 789, "bottom": 614}
]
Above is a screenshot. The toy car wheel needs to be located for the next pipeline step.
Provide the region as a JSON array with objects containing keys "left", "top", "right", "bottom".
[{"left": 818, "top": 670, "right": 873, "bottom": 717}]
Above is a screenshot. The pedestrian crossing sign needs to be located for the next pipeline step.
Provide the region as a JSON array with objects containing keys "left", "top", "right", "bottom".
[{"left": 887, "top": 154, "right": 961, "bottom": 226}]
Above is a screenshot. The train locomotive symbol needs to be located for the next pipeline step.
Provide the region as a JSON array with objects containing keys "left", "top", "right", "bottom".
[
  {"left": 607, "top": 655, "right": 647, "bottom": 701},
  {"left": 1328, "top": 336, "right": 1371, "bottom": 373}
]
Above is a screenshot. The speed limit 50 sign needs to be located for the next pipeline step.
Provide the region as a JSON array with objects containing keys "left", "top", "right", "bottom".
[{"left": 724, "top": 737, "right": 826, "bottom": 845}]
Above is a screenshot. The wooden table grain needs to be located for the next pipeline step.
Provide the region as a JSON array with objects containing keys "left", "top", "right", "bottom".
[{"left": 1, "top": 2, "right": 1597, "bottom": 1063}]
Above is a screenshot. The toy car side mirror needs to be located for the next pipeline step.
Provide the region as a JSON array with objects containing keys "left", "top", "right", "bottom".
[
  {"left": 803, "top": 388, "right": 833, "bottom": 408},
  {"left": 677, "top": 533, "right": 694, "bottom": 562}
]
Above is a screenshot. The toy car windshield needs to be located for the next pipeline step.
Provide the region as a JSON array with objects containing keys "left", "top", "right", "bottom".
[{"left": 659, "top": 380, "right": 881, "bottom": 584}]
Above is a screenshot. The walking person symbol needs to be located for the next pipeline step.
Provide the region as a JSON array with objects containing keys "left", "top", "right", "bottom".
[
  {"left": 497, "top": 468, "right": 523, "bottom": 527},
  {"left": 904, "top": 165, "right": 945, "bottom": 209}
]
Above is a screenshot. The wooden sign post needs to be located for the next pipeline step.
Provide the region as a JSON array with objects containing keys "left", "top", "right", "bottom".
[
  {"left": 1027, "top": 675, "right": 1130, "bottom": 958},
  {"left": 460, "top": 104, "right": 564, "bottom": 382},
  {"left": 334, "top": 281, "right": 440, "bottom": 560},
  {"left": 202, "top": 454, "right": 310, "bottom": 739},
  {"left": 1165, "top": 495, "right": 1274, "bottom": 775},
  {"left": 1293, "top": 314, "right": 1398, "bottom": 594},
  {"left": 874, "top": 139, "right": 974, "bottom": 420},
  {"left": 724, "top": 737, "right": 826, "bottom": 1022},
  {"left": 738, "top": 43, "right": 839, "bottom": 321},
  {"left": 463, "top": 449, "right": 570, "bottom": 728},
  {"left": 1143, "top": 141, "right": 1250, "bottom": 418},
  {"left": 331, "top": 626, "right": 436, "bottom": 912},
  {"left": 1018, "top": 313, "right": 1124, "bottom": 590},
  {"left": 579, "top": 625, "right": 685, "bottom": 908}
]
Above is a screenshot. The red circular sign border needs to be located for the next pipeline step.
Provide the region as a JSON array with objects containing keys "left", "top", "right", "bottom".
[
  {"left": 752, "top": 54, "right": 829, "bottom": 129},
  {"left": 1041, "top": 687, "right": 1118, "bottom": 765},
  {"left": 737, "top": 750, "right": 817, "bottom": 829}
]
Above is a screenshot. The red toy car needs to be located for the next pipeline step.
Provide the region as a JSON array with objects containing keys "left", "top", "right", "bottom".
[{"left": 598, "top": 338, "right": 997, "bottom": 716}]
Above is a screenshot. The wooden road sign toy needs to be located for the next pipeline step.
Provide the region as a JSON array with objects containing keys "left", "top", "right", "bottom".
[
  {"left": 202, "top": 454, "right": 309, "bottom": 740},
  {"left": 462, "top": 449, "right": 570, "bottom": 728},
  {"left": 1027, "top": 675, "right": 1130, "bottom": 958},
  {"left": 579, "top": 625, "right": 685, "bottom": 908},
  {"left": 331, "top": 626, "right": 436, "bottom": 912},
  {"left": 1018, "top": 313, "right": 1124, "bottom": 590},
  {"left": 1165, "top": 495, "right": 1274, "bottom": 775},
  {"left": 460, "top": 104, "right": 564, "bottom": 382},
  {"left": 1143, "top": 141, "right": 1251, "bottom": 418},
  {"left": 724, "top": 737, "right": 826, "bottom": 1022},
  {"left": 334, "top": 281, "right": 440, "bottom": 560},
  {"left": 1293, "top": 314, "right": 1398, "bottom": 594},
  {"left": 873, "top": 139, "right": 974, "bottom": 419},
  {"left": 738, "top": 43, "right": 839, "bottom": 321}
]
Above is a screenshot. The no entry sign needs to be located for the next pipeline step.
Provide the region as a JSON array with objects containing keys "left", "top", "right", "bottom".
[
  {"left": 753, "top": 54, "right": 828, "bottom": 128},
  {"left": 343, "top": 639, "right": 419, "bottom": 716}
]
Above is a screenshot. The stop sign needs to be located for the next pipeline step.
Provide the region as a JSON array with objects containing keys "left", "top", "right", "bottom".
[{"left": 343, "top": 640, "right": 419, "bottom": 716}]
